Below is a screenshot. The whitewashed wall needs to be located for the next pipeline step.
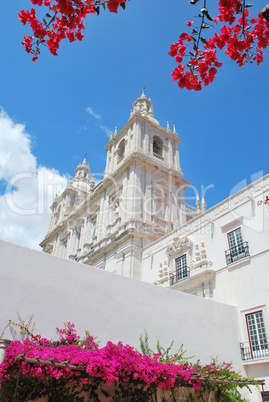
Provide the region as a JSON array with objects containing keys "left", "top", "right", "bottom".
[
  {"left": 0, "top": 239, "right": 240, "bottom": 361},
  {"left": 0, "top": 240, "right": 265, "bottom": 400}
]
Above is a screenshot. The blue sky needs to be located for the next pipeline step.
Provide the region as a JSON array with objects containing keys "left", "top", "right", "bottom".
[{"left": 0, "top": 0, "right": 268, "bottom": 249}]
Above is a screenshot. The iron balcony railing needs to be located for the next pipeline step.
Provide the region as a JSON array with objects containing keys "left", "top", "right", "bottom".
[
  {"left": 261, "top": 391, "right": 269, "bottom": 402},
  {"left": 169, "top": 268, "right": 190, "bottom": 286},
  {"left": 225, "top": 242, "right": 249, "bottom": 265},
  {"left": 240, "top": 338, "right": 269, "bottom": 361}
]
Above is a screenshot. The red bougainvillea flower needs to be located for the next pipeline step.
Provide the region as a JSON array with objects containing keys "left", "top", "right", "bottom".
[
  {"left": 107, "top": 0, "right": 126, "bottom": 13},
  {"left": 169, "top": 0, "right": 269, "bottom": 91}
]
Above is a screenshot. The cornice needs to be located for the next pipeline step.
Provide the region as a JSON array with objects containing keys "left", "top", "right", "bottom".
[
  {"left": 106, "top": 151, "right": 188, "bottom": 186},
  {"left": 142, "top": 173, "right": 269, "bottom": 254},
  {"left": 81, "top": 228, "right": 140, "bottom": 264},
  {"left": 105, "top": 113, "right": 181, "bottom": 150}
]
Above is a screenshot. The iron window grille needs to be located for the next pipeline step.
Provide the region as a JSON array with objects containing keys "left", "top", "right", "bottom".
[
  {"left": 261, "top": 391, "right": 269, "bottom": 402},
  {"left": 170, "top": 255, "right": 190, "bottom": 285},
  {"left": 225, "top": 228, "right": 249, "bottom": 265}
]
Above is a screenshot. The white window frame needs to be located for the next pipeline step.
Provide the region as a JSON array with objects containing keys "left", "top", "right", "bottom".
[
  {"left": 227, "top": 227, "right": 246, "bottom": 263},
  {"left": 246, "top": 310, "right": 269, "bottom": 359}
]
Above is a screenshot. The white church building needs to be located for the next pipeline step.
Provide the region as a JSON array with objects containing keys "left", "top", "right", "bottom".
[{"left": 1, "top": 91, "right": 269, "bottom": 400}]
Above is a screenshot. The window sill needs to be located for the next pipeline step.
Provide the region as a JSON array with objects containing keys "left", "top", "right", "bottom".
[
  {"left": 227, "top": 256, "right": 251, "bottom": 270},
  {"left": 153, "top": 152, "right": 164, "bottom": 160},
  {"left": 170, "top": 268, "right": 215, "bottom": 291},
  {"left": 242, "top": 356, "right": 269, "bottom": 366},
  {"left": 117, "top": 156, "right": 124, "bottom": 164}
]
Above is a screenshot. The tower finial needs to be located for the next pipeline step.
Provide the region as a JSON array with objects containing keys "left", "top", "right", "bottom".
[
  {"left": 196, "top": 193, "right": 201, "bottom": 213},
  {"left": 202, "top": 196, "right": 207, "bottom": 212},
  {"left": 167, "top": 121, "right": 171, "bottom": 131}
]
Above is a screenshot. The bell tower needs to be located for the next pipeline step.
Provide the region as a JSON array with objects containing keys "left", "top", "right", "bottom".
[
  {"left": 82, "top": 90, "right": 190, "bottom": 278},
  {"left": 103, "top": 90, "right": 189, "bottom": 237}
]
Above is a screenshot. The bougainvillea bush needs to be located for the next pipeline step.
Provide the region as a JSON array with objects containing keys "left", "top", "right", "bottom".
[
  {"left": 18, "top": 1, "right": 269, "bottom": 90},
  {"left": 0, "top": 321, "right": 258, "bottom": 401}
]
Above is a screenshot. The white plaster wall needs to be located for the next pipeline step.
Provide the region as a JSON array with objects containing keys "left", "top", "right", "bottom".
[{"left": 0, "top": 240, "right": 242, "bottom": 366}]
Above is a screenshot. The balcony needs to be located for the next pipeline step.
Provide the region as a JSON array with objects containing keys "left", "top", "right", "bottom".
[
  {"left": 240, "top": 339, "right": 269, "bottom": 361},
  {"left": 225, "top": 242, "right": 249, "bottom": 265},
  {"left": 169, "top": 268, "right": 190, "bottom": 285}
]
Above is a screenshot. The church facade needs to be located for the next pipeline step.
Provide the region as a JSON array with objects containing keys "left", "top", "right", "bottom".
[{"left": 40, "top": 91, "right": 198, "bottom": 279}]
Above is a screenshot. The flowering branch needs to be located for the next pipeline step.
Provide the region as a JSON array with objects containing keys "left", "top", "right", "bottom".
[
  {"left": 0, "top": 322, "right": 263, "bottom": 401},
  {"left": 169, "top": 0, "right": 269, "bottom": 90},
  {"left": 18, "top": 0, "right": 127, "bottom": 61}
]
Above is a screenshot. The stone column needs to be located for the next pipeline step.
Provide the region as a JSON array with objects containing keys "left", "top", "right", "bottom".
[
  {"left": 131, "top": 164, "right": 142, "bottom": 220},
  {"left": 175, "top": 148, "right": 180, "bottom": 171},
  {"left": 135, "top": 122, "right": 142, "bottom": 152},
  {"left": 145, "top": 127, "right": 150, "bottom": 155},
  {"left": 111, "top": 143, "right": 115, "bottom": 174},
  {"left": 120, "top": 170, "right": 128, "bottom": 223},
  {"left": 67, "top": 229, "right": 73, "bottom": 256},
  {"left": 168, "top": 140, "right": 173, "bottom": 169},
  {"left": 144, "top": 168, "right": 152, "bottom": 224}
]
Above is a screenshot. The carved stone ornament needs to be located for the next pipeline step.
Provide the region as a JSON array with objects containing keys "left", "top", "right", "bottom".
[
  {"left": 166, "top": 236, "right": 192, "bottom": 256},
  {"left": 190, "top": 242, "right": 212, "bottom": 270}
]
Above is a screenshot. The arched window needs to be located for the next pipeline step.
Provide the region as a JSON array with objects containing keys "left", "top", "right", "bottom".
[
  {"left": 117, "top": 139, "right": 125, "bottom": 162},
  {"left": 153, "top": 136, "right": 163, "bottom": 158}
]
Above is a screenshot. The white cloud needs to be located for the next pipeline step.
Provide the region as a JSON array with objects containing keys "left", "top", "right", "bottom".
[
  {"left": 99, "top": 125, "right": 111, "bottom": 138},
  {"left": 85, "top": 106, "right": 112, "bottom": 138},
  {"left": 86, "top": 106, "right": 100, "bottom": 119},
  {"left": 0, "top": 110, "right": 36, "bottom": 181},
  {"left": 0, "top": 110, "right": 68, "bottom": 250}
]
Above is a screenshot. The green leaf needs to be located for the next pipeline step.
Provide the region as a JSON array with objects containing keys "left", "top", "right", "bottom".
[
  {"left": 201, "top": 7, "right": 213, "bottom": 21},
  {"left": 205, "top": 13, "right": 213, "bottom": 22}
]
